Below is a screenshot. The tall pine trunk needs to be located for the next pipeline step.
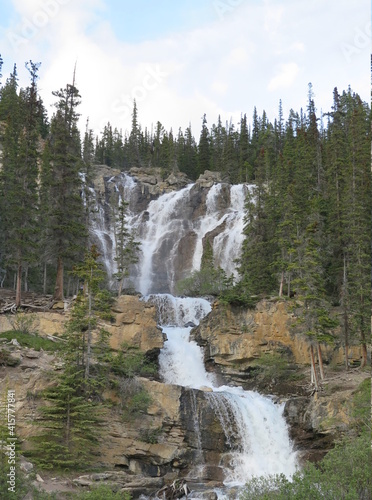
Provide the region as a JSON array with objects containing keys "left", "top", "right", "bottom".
[
  {"left": 54, "top": 256, "right": 64, "bottom": 301},
  {"left": 317, "top": 342, "right": 325, "bottom": 380},
  {"left": 310, "top": 345, "right": 319, "bottom": 391},
  {"left": 15, "top": 262, "right": 22, "bottom": 308},
  {"left": 43, "top": 263, "right": 47, "bottom": 295},
  {"left": 279, "top": 270, "right": 284, "bottom": 297},
  {"left": 344, "top": 307, "right": 349, "bottom": 371},
  {"left": 85, "top": 281, "right": 92, "bottom": 381}
]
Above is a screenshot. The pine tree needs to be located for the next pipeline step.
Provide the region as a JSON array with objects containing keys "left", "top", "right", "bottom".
[
  {"left": 178, "top": 125, "right": 198, "bottom": 179},
  {"left": 44, "top": 75, "right": 87, "bottom": 300},
  {"left": 238, "top": 114, "right": 250, "bottom": 182},
  {"left": 197, "top": 114, "right": 211, "bottom": 176},
  {"left": 113, "top": 200, "right": 140, "bottom": 296},
  {"left": 31, "top": 369, "right": 102, "bottom": 469},
  {"left": 210, "top": 116, "right": 225, "bottom": 173},
  {"left": 69, "top": 245, "right": 110, "bottom": 380},
  {"left": 0, "top": 62, "right": 41, "bottom": 306},
  {"left": 128, "top": 99, "right": 141, "bottom": 167}
]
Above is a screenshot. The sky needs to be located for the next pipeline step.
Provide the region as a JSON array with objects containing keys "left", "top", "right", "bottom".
[{"left": 0, "top": 0, "right": 370, "bottom": 137}]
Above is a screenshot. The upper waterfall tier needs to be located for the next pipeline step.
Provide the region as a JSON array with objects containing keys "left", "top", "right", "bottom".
[{"left": 90, "top": 169, "right": 251, "bottom": 295}]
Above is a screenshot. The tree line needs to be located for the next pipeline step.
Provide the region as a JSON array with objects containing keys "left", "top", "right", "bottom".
[
  {"left": 235, "top": 84, "right": 371, "bottom": 371},
  {"left": 0, "top": 58, "right": 370, "bottom": 371}
]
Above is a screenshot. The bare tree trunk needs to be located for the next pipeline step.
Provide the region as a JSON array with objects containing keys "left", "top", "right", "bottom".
[
  {"left": 54, "top": 256, "right": 64, "bottom": 301},
  {"left": 67, "top": 276, "right": 71, "bottom": 298},
  {"left": 279, "top": 271, "right": 284, "bottom": 297},
  {"left": 310, "top": 345, "right": 319, "bottom": 391},
  {"left": 15, "top": 263, "right": 22, "bottom": 308},
  {"left": 43, "top": 263, "right": 47, "bottom": 295},
  {"left": 317, "top": 342, "right": 325, "bottom": 380},
  {"left": 24, "top": 266, "right": 28, "bottom": 292},
  {"left": 118, "top": 277, "right": 123, "bottom": 298},
  {"left": 85, "top": 278, "right": 92, "bottom": 381},
  {"left": 344, "top": 309, "right": 349, "bottom": 371},
  {"left": 360, "top": 311, "right": 367, "bottom": 368},
  {"left": 342, "top": 255, "right": 349, "bottom": 371},
  {"left": 360, "top": 337, "right": 368, "bottom": 368}
]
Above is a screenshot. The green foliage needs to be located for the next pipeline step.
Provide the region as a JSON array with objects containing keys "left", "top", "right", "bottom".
[
  {"left": 7, "top": 312, "right": 39, "bottom": 335},
  {"left": 219, "top": 278, "right": 257, "bottom": 308},
  {"left": 29, "top": 371, "right": 103, "bottom": 470},
  {"left": 0, "top": 388, "right": 28, "bottom": 499},
  {"left": 176, "top": 266, "right": 229, "bottom": 297},
  {"left": 251, "top": 352, "right": 291, "bottom": 381},
  {"left": 113, "top": 199, "right": 140, "bottom": 297},
  {"left": 0, "top": 331, "right": 60, "bottom": 351},
  {"left": 123, "top": 389, "right": 151, "bottom": 421},
  {"left": 139, "top": 426, "right": 163, "bottom": 444},
  {"left": 110, "top": 343, "right": 156, "bottom": 378},
  {"left": 116, "top": 378, "right": 152, "bottom": 421},
  {"left": 351, "top": 377, "right": 371, "bottom": 432},
  {"left": 73, "top": 484, "right": 131, "bottom": 499}
]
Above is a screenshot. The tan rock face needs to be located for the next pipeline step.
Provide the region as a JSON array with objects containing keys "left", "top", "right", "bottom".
[
  {"left": 107, "top": 295, "right": 163, "bottom": 354},
  {"left": 193, "top": 299, "right": 362, "bottom": 374},
  {"left": 0, "top": 295, "right": 163, "bottom": 358}
]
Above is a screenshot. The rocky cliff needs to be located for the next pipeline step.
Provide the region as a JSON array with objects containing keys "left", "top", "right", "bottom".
[
  {"left": 0, "top": 294, "right": 368, "bottom": 496},
  {"left": 192, "top": 298, "right": 367, "bottom": 462},
  {"left": 90, "top": 166, "right": 247, "bottom": 294}
]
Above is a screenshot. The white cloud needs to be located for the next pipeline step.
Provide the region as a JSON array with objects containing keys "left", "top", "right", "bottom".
[
  {"left": 267, "top": 62, "right": 300, "bottom": 92},
  {"left": 227, "top": 47, "right": 249, "bottom": 66},
  {"left": 0, "top": 0, "right": 369, "bottom": 137},
  {"left": 211, "top": 81, "right": 228, "bottom": 96}
]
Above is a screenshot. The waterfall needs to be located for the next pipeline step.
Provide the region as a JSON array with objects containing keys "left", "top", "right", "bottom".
[
  {"left": 89, "top": 172, "right": 139, "bottom": 287},
  {"left": 90, "top": 171, "right": 298, "bottom": 495},
  {"left": 149, "top": 294, "right": 298, "bottom": 492},
  {"left": 90, "top": 173, "right": 251, "bottom": 294},
  {"left": 134, "top": 185, "right": 194, "bottom": 295}
]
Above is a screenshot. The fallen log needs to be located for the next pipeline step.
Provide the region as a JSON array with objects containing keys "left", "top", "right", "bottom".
[{"left": 0, "top": 303, "right": 17, "bottom": 314}]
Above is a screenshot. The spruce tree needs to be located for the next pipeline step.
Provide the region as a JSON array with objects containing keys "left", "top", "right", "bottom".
[
  {"left": 0, "top": 63, "right": 41, "bottom": 306},
  {"left": 113, "top": 200, "right": 140, "bottom": 296},
  {"left": 31, "top": 247, "right": 111, "bottom": 469},
  {"left": 197, "top": 114, "right": 211, "bottom": 176},
  {"left": 43, "top": 76, "right": 87, "bottom": 300}
]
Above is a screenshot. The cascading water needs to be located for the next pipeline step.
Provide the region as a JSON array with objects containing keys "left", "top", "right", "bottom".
[
  {"left": 91, "top": 172, "right": 298, "bottom": 495},
  {"left": 147, "top": 294, "right": 298, "bottom": 495},
  {"left": 90, "top": 172, "right": 251, "bottom": 294},
  {"left": 89, "top": 172, "right": 139, "bottom": 287}
]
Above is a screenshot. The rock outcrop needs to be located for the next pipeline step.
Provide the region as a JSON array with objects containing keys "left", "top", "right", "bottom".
[
  {"left": 192, "top": 298, "right": 367, "bottom": 462},
  {"left": 193, "top": 299, "right": 363, "bottom": 389},
  {"left": 106, "top": 295, "right": 163, "bottom": 357}
]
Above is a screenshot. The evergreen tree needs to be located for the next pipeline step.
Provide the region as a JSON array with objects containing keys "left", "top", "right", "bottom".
[
  {"left": 43, "top": 76, "right": 87, "bottom": 300},
  {"left": 197, "top": 113, "right": 211, "bottom": 176},
  {"left": 178, "top": 125, "right": 198, "bottom": 179},
  {"left": 128, "top": 99, "right": 141, "bottom": 166},
  {"left": 0, "top": 62, "right": 41, "bottom": 306},
  {"left": 238, "top": 113, "right": 250, "bottom": 182},
  {"left": 210, "top": 116, "right": 225, "bottom": 173},
  {"left": 113, "top": 200, "right": 140, "bottom": 296}
]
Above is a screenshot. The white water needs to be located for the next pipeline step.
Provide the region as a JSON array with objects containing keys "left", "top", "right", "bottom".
[
  {"left": 90, "top": 173, "right": 251, "bottom": 295},
  {"left": 150, "top": 294, "right": 298, "bottom": 489},
  {"left": 132, "top": 181, "right": 249, "bottom": 295},
  {"left": 89, "top": 173, "right": 139, "bottom": 288},
  {"left": 135, "top": 185, "right": 194, "bottom": 295}
]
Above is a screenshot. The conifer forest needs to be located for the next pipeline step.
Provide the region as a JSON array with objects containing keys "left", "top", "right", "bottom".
[
  {"left": 0, "top": 54, "right": 371, "bottom": 498},
  {"left": 0, "top": 57, "right": 370, "bottom": 368}
]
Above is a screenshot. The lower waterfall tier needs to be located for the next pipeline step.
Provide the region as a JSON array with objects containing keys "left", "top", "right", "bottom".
[{"left": 153, "top": 294, "right": 298, "bottom": 490}]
